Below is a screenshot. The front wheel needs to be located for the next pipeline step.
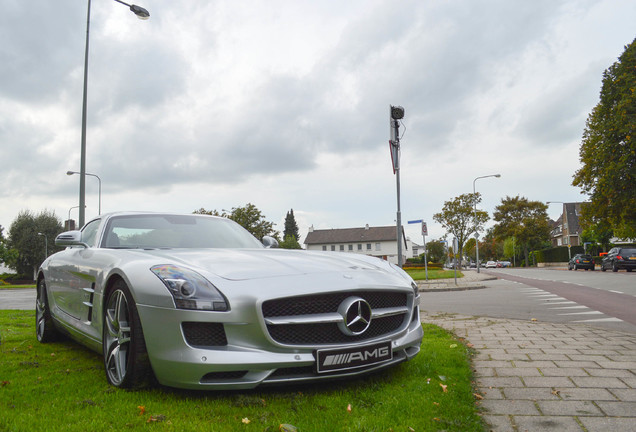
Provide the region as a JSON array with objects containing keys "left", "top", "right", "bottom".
[
  {"left": 612, "top": 262, "right": 618, "bottom": 272},
  {"left": 36, "top": 279, "right": 61, "bottom": 343},
  {"left": 103, "top": 280, "right": 153, "bottom": 389}
]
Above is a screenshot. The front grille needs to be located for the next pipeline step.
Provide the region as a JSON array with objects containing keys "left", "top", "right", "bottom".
[
  {"left": 182, "top": 322, "right": 227, "bottom": 347},
  {"left": 263, "top": 291, "right": 406, "bottom": 317},
  {"left": 263, "top": 291, "right": 410, "bottom": 346}
]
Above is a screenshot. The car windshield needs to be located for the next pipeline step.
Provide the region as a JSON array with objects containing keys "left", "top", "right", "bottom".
[
  {"left": 619, "top": 248, "right": 636, "bottom": 255},
  {"left": 101, "top": 214, "right": 264, "bottom": 249}
]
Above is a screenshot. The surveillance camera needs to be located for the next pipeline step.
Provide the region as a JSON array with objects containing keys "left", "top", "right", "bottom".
[{"left": 390, "top": 105, "right": 404, "bottom": 120}]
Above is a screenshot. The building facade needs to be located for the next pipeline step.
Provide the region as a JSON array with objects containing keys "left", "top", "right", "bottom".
[
  {"left": 304, "top": 224, "right": 410, "bottom": 265},
  {"left": 550, "top": 202, "right": 585, "bottom": 247}
]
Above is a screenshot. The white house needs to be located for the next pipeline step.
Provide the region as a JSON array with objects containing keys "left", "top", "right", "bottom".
[{"left": 303, "top": 224, "right": 411, "bottom": 265}]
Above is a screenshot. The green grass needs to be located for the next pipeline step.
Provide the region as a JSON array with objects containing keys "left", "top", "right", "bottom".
[
  {"left": 404, "top": 268, "right": 463, "bottom": 281},
  {"left": 0, "top": 310, "right": 484, "bottom": 432},
  {"left": 0, "top": 284, "right": 35, "bottom": 290}
]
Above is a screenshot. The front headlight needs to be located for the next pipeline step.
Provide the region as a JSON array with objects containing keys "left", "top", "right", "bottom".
[{"left": 151, "top": 264, "right": 229, "bottom": 311}]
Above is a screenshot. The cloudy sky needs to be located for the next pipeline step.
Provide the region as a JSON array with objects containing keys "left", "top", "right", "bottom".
[{"left": 1, "top": 0, "right": 635, "bottom": 246}]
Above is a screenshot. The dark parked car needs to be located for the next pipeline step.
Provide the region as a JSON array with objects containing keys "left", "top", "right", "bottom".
[
  {"left": 601, "top": 247, "right": 636, "bottom": 272},
  {"left": 568, "top": 254, "right": 594, "bottom": 271}
]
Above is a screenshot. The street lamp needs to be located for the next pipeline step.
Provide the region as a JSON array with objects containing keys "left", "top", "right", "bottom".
[
  {"left": 473, "top": 174, "right": 501, "bottom": 273},
  {"left": 37, "top": 233, "right": 48, "bottom": 261},
  {"left": 77, "top": 0, "right": 149, "bottom": 228},
  {"left": 68, "top": 171, "right": 101, "bottom": 215}
]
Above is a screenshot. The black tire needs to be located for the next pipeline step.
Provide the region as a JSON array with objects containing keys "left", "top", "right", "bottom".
[
  {"left": 36, "top": 278, "right": 61, "bottom": 343},
  {"left": 103, "top": 280, "right": 153, "bottom": 389},
  {"left": 612, "top": 262, "right": 618, "bottom": 272},
  {"left": 601, "top": 264, "right": 606, "bottom": 272},
  {"left": 628, "top": 269, "right": 632, "bottom": 272},
  {"left": 574, "top": 265, "right": 578, "bottom": 271}
]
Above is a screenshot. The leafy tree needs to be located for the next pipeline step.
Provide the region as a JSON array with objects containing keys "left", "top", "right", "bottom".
[
  {"left": 423, "top": 238, "right": 446, "bottom": 264},
  {"left": 7, "top": 210, "right": 64, "bottom": 278},
  {"left": 572, "top": 36, "right": 636, "bottom": 238},
  {"left": 493, "top": 196, "right": 551, "bottom": 267},
  {"left": 463, "top": 238, "right": 476, "bottom": 260},
  {"left": 283, "top": 209, "right": 300, "bottom": 241},
  {"left": 279, "top": 235, "right": 302, "bottom": 249},
  {"left": 503, "top": 237, "right": 520, "bottom": 265},
  {"left": 580, "top": 218, "right": 614, "bottom": 253},
  {"left": 433, "top": 193, "right": 489, "bottom": 265},
  {"left": 194, "top": 204, "right": 279, "bottom": 240},
  {"left": 479, "top": 228, "right": 503, "bottom": 261}
]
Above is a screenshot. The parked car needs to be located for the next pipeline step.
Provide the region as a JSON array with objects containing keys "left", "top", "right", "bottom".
[
  {"left": 485, "top": 261, "right": 497, "bottom": 268},
  {"left": 37, "top": 212, "right": 423, "bottom": 390},
  {"left": 500, "top": 261, "right": 512, "bottom": 268},
  {"left": 568, "top": 254, "right": 595, "bottom": 271},
  {"left": 601, "top": 247, "right": 636, "bottom": 272}
]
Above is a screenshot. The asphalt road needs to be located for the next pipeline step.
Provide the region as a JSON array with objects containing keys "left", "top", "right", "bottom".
[{"left": 422, "top": 268, "right": 636, "bottom": 334}]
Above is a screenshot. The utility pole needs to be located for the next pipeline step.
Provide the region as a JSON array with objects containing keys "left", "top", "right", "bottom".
[{"left": 390, "top": 106, "right": 405, "bottom": 267}]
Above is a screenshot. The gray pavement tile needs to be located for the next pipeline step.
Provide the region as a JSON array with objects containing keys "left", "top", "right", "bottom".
[
  {"left": 610, "top": 388, "right": 636, "bottom": 401},
  {"left": 474, "top": 360, "right": 514, "bottom": 368},
  {"left": 585, "top": 368, "right": 636, "bottom": 378},
  {"left": 513, "top": 360, "right": 557, "bottom": 368},
  {"left": 558, "top": 388, "right": 616, "bottom": 401},
  {"left": 595, "top": 401, "right": 636, "bottom": 416},
  {"left": 539, "top": 367, "right": 589, "bottom": 377},
  {"left": 537, "top": 400, "right": 603, "bottom": 416},
  {"left": 495, "top": 367, "right": 542, "bottom": 377},
  {"left": 482, "top": 414, "right": 515, "bottom": 432},
  {"left": 579, "top": 417, "right": 636, "bottom": 432},
  {"left": 477, "top": 377, "right": 525, "bottom": 388},
  {"left": 513, "top": 415, "right": 585, "bottom": 432},
  {"left": 619, "top": 377, "right": 636, "bottom": 387},
  {"left": 481, "top": 399, "right": 541, "bottom": 415},
  {"left": 502, "top": 387, "right": 561, "bottom": 400},
  {"left": 523, "top": 377, "right": 576, "bottom": 388},
  {"left": 594, "top": 360, "right": 636, "bottom": 369},
  {"left": 554, "top": 360, "right": 602, "bottom": 368},
  {"left": 571, "top": 376, "right": 629, "bottom": 388},
  {"left": 527, "top": 353, "right": 571, "bottom": 361}
]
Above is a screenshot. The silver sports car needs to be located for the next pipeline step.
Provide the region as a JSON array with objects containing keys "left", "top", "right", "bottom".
[{"left": 36, "top": 212, "right": 423, "bottom": 390}]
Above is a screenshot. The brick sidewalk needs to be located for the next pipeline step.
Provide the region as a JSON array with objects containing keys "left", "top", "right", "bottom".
[{"left": 422, "top": 313, "right": 636, "bottom": 431}]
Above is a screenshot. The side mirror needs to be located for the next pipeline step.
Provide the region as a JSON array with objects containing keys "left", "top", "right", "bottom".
[
  {"left": 55, "top": 231, "right": 89, "bottom": 248},
  {"left": 262, "top": 236, "right": 279, "bottom": 249}
]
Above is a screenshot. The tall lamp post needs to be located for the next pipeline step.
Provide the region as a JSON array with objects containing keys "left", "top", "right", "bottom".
[
  {"left": 473, "top": 174, "right": 501, "bottom": 273},
  {"left": 77, "top": 0, "right": 149, "bottom": 228},
  {"left": 68, "top": 171, "right": 101, "bottom": 215}
]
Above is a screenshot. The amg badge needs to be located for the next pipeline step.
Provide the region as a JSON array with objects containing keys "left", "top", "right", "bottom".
[{"left": 316, "top": 341, "right": 392, "bottom": 373}]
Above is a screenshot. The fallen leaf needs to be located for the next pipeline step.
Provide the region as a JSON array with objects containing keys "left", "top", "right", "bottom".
[
  {"left": 466, "top": 343, "right": 474, "bottom": 348},
  {"left": 433, "top": 417, "right": 440, "bottom": 421},
  {"left": 433, "top": 402, "right": 439, "bottom": 406},
  {"left": 147, "top": 415, "right": 166, "bottom": 423},
  {"left": 551, "top": 390, "right": 560, "bottom": 396},
  {"left": 1, "top": 381, "right": 9, "bottom": 387},
  {"left": 347, "top": 404, "right": 352, "bottom": 413},
  {"left": 408, "top": 427, "right": 415, "bottom": 432},
  {"left": 531, "top": 318, "right": 537, "bottom": 322},
  {"left": 138, "top": 406, "right": 146, "bottom": 416},
  {"left": 279, "top": 424, "right": 298, "bottom": 432},
  {"left": 50, "top": 353, "right": 56, "bottom": 357},
  {"left": 474, "top": 393, "right": 484, "bottom": 400},
  {"left": 242, "top": 418, "right": 251, "bottom": 424},
  {"left": 440, "top": 383, "right": 448, "bottom": 393},
  {"left": 449, "top": 344, "right": 457, "bottom": 349}
]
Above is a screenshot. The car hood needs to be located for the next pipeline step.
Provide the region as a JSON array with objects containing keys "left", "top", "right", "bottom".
[{"left": 134, "top": 248, "right": 406, "bottom": 282}]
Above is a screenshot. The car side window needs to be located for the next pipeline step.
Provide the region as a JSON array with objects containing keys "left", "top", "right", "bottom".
[{"left": 81, "top": 219, "right": 101, "bottom": 247}]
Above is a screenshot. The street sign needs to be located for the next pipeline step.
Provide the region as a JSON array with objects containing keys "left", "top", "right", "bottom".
[
  {"left": 407, "top": 219, "right": 423, "bottom": 224},
  {"left": 422, "top": 222, "right": 428, "bottom": 236}
]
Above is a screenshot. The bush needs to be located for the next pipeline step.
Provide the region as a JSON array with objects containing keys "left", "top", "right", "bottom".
[{"left": 534, "top": 246, "right": 585, "bottom": 263}]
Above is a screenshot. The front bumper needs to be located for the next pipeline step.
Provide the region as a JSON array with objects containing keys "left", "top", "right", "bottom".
[{"left": 137, "top": 303, "right": 423, "bottom": 390}]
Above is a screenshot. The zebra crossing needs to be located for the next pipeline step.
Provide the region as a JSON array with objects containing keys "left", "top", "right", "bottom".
[{"left": 519, "top": 286, "right": 624, "bottom": 324}]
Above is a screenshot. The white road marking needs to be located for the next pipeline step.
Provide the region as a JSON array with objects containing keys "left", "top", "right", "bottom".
[
  {"left": 559, "top": 311, "right": 604, "bottom": 316},
  {"left": 550, "top": 305, "right": 589, "bottom": 309},
  {"left": 572, "top": 317, "right": 623, "bottom": 323}
]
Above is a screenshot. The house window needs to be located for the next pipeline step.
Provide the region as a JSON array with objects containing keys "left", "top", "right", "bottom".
[
  {"left": 366, "top": 243, "right": 372, "bottom": 251},
  {"left": 348, "top": 244, "right": 353, "bottom": 251},
  {"left": 357, "top": 244, "right": 362, "bottom": 251},
  {"left": 339, "top": 245, "right": 344, "bottom": 251},
  {"left": 331, "top": 245, "right": 336, "bottom": 251},
  {"left": 375, "top": 243, "right": 381, "bottom": 251},
  {"left": 322, "top": 245, "right": 327, "bottom": 251}
]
